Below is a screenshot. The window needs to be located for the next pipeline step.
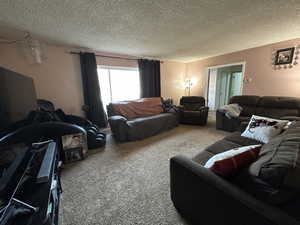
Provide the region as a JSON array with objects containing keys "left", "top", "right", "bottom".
[{"left": 97, "top": 66, "right": 140, "bottom": 110}]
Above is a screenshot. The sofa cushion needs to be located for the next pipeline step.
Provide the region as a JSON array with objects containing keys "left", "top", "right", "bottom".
[
  {"left": 181, "top": 104, "right": 202, "bottom": 111},
  {"left": 198, "top": 133, "right": 262, "bottom": 163},
  {"left": 230, "top": 95, "right": 260, "bottom": 117},
  {"left": 192, "top": 150, "right": 214, "bottom": 165},
  {"left": 256, "top": 107, "right": 299, "bottom": 119},
  {"left": 258, "top": 96, "right": 300, "bottom": 110},
  {"left": 180, "top": 96, "right": 205, "bottom": 105},
  {"left": 224, "top": 132, "right": 262, "bottom": 146},
  {"left": 255, "top": 96, "right": 300, "bottom": 118},
  {"left": 204, "top": 145, "right": 262, "bottom": 177},
  {"left": 126, "top": 113, "right": 177, "bottom": 140},
  {"left": 233, "top": 169, "right": 297, "bottom": 205},
  {"left": 204, "top": 139, "right": 242, "bottom": 155},
  {"left": 249, "top": 121, "right": 300, "bottom": 189},
  {"left": 181, "top": 111, "right": 200, "bottom": 117}
]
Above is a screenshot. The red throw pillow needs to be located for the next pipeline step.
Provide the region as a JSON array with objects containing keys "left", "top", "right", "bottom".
[{"left": 204, "top": 145, "right": 262, "bottom": 177}]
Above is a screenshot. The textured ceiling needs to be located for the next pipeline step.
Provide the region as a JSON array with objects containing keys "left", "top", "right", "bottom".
[{"left": 0, "top": 0, "right": 300, "bottom": 62}]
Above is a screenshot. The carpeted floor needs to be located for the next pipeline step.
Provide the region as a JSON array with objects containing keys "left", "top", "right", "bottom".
[{"left": 61, "top": 113, "right": 228, "bottom": 225}]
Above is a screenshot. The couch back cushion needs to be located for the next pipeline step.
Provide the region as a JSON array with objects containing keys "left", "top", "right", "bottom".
[
  {"left": 110, "top": 97, "right": 164, "bottom": 119},
  {"left": 255, "top": 96, "right": 300, "bottom": 119},
  {"left": 249, "top": 121, "right": 300, "bottom": 189},
  {"left": 180, "top": 96, "right": 205, "bottom": 111},
  {"left": 229, "top": 95, "right": 260, "bottom": 117}
]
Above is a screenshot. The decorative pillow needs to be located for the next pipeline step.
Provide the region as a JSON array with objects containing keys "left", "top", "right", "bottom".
[
  {"left": 204, "top": 145, "right": 262, "bottom": 177},
  {"left": 241, "top": 115, "right": 288, "bottom": 143}
]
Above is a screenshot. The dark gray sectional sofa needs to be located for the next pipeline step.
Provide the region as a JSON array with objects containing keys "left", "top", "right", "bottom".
[
  {"left": 216, "top": 95, "right": 300, "bottom": 132},
  {"left": 170, "top": 121, "right": 300, "bottom": 225},
  {"left": 107, "top": 104, "right": 178, "bottom": 142}
]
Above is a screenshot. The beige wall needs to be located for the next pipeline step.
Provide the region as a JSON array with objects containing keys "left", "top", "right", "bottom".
[
  {"left": 186, "top": 38, "right": 300, "bottom": 98},
  {"left": 0, "top": 43, "right": 183, "bottom": 116},
  {"left": 0, "top": 44, "right": 85, "bottom": 116},
  {"left": 2, "top": 38, "right": 298, "bottom": 116},
  {"left": 160, "top": 61, "right": 186, "bottom": 104}
]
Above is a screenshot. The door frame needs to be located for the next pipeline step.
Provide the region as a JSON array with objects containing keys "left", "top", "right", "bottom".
[{"left": 205, "top": 61, "right": 246, "bottom": 108}]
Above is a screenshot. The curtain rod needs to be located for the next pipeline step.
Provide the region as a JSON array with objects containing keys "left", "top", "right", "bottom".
[
  {"left": 69, "top": 51, "right": 163, "bottom": 63},
  {"left": 69, "top": 51, "right": 138, "bottom": 61}
]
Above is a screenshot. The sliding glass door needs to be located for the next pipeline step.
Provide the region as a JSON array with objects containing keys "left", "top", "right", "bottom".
[{"left": 97, "top": 66, "right": 140, "bottom": 110}]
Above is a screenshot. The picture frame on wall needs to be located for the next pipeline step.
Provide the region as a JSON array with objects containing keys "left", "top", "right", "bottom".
[{"left": 275, "top": 47, "right": 295, "bottom": 65}]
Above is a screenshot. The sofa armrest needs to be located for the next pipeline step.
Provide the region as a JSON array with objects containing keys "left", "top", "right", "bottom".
[
  {"left": 164, "top": 105, "right": 180, "bottom": 114},
  {"left": 170, "top": 155, "right": 298, "bottom": 225},
  {"left": 177, "top": 105, "right": 184, "bottom": 111},
  {"left": 108, "top": 115, "right": 128, "bottom": 142},
  {"left": 199, "top": 106, "right": 209, "bottom": 111},
  {"left": 216, "top": 110, "right": 241, "bottom": 132}
]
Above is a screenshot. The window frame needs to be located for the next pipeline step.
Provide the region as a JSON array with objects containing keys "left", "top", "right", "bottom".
[{"left": 97, "top": 65, "right": 140, "bottom": 104}]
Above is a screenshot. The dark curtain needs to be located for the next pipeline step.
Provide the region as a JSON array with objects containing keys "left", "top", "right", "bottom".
[
  {"left": 138, "top": 59, "right": 161, "bottom": 98},
  {"left": 80, "top": 52, "right": 107, "bottom": 128}
]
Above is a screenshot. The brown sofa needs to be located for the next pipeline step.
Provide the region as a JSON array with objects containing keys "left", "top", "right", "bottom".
[
  {"left": 170, "top": 121, "right": 300, "bottom": 225},
  {"left": 216, "top": 95, "right": 300, "bottom": 132},
  {"left": 107, "top": 98, "right": 178, "bottom": 142}
]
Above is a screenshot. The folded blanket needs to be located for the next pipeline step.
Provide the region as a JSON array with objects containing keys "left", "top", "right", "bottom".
[
  {"left": 219, "top": 103, "right": 243, "bottom": 119},
  {"left": 111, "top": 97, "right": 164, "bottom": 119}
]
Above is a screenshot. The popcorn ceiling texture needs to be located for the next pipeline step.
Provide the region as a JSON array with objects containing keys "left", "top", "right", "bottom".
[{"left": 0, "top": 0, "right": 300, "bottom": 62}]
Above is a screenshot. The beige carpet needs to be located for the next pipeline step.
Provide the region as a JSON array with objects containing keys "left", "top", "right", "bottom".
[{"left": 61, "top": 113, "right": 228, "bottom": 225}]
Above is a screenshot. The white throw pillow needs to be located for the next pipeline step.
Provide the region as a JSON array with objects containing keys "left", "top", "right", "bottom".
[{"left": 241, "top": 115, "right": 288, "bottom": 143}]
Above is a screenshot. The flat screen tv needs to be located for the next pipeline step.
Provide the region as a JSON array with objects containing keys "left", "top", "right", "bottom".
[{"left": 0, "top": 67, "right": 38, "bottom": 132}]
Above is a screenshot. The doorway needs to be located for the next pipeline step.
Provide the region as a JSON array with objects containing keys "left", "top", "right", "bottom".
[{"left": 206, "top": 63, "right": 245, "bottom": 110}]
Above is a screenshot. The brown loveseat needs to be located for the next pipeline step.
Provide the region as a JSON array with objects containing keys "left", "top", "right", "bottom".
[{"left": 216, "top": 95, "right": 300, "bottom": 132}]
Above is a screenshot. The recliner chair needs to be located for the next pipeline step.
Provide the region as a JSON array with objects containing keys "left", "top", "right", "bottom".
[{"left": 178, "top": 96, "right": 209, "bottom": 125}]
